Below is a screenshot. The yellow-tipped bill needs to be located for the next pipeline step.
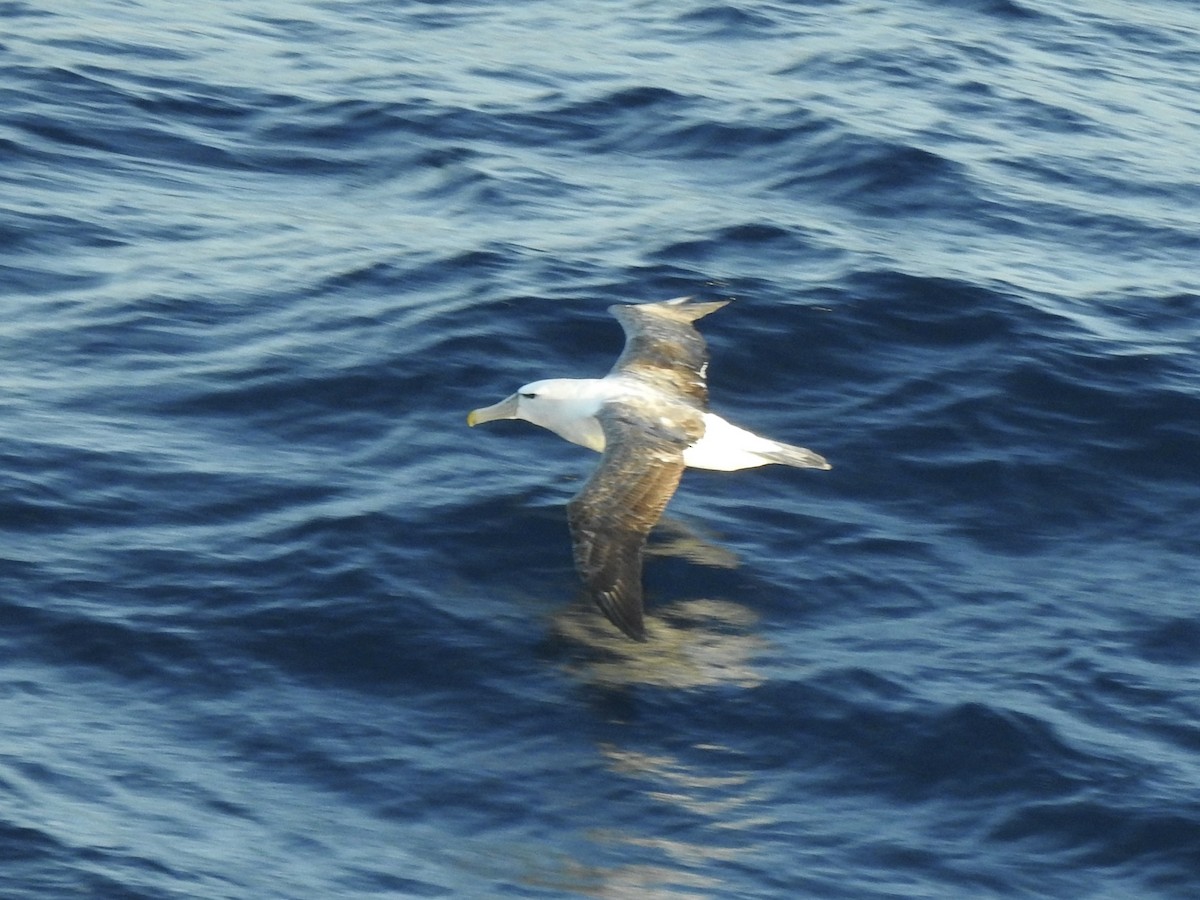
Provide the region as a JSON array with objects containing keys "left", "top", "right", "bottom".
[{"left": 467, "top": 393, "right": 520, "bottom": 427}]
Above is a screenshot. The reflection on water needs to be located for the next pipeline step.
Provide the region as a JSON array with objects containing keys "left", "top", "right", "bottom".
[
  {"left": 553, "top": 597, "right": 767, "bottom": 689},
  {"left": 503, "top": 737, "right": 770, "bottom": 899},
  {"left": 453, "top": 838, "right": 729, "bottom": 899},
  {"left": 547, "top": 599, "right": 772, "bottom": 895},
  {"left": 558, "top": 858, "right": 723, "bottom": 899},
  {"left": 533, "top": 520, "right": 777, "bottom": 896},
  {"left": 457, "top": 739, "right": 760, "bottom": 899},
  {"left": 598, "top": 744, "right": 764, "bottom": 823},
  {"left": 569, "top": 742, "right": 770, "bottom": 898},
  {"left": 646, "top": 516, "right": 740, "bottom": 570}
]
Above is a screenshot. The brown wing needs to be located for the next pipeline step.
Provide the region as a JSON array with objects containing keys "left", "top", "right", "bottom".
[
  {"left": 566, "top": 400, "right": 703, "bottom": 640},
  {"left": 608, "top": 297, "right": 730, "bottom": 408}
]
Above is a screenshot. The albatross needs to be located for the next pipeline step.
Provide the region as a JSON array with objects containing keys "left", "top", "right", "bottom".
[{"left": 467, "top": 297, "right": 830, "bottom": 640}]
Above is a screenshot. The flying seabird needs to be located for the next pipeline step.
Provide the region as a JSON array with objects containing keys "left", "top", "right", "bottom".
[{"left": 467, "top": 297, "right": 830, "bottom": 641}]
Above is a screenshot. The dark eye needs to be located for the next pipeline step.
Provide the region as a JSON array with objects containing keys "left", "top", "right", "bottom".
[{"left": 520, "top": 392, "right": 537, "bottom": 399}]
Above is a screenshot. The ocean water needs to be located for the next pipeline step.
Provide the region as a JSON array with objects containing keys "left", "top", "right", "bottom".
[{"left": 2, "top": 0, "right": 1199, "bottom": 896}]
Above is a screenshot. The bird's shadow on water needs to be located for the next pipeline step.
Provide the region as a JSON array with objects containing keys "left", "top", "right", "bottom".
[
  {"left": 645, "top": 515, "right": 740, "bottom": 571},
  {"left": 538, "top": 514, "right": 769, "bottom": 691},
  {"left": 548, "top": 598, "right": 767, "bottom": 690}
]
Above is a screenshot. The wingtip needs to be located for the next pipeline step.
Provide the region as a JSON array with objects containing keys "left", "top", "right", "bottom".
[
  {"left": 593, "top": 588, "right": 647, "bottom": 642},
  {"left": 681, "top": 298, "right": 732, "bottom": 321},
  {"left": 618, "top": 609, "right": 647, "bottom": 641},
  {"left": 615, "top": 617, "right": 647, "bottom": 641}
]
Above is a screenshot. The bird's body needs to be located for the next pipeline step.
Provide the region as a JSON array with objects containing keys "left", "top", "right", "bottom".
[
  {"left": 468, "top": 297, "right": 829, "bottom": 640},
  {"left": 506, "top": 375, "right": 823, "bottom": 472}
]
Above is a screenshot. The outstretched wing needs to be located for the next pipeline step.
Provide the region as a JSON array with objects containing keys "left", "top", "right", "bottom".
[
  {"left": 566, "top": 399, "right": 703, "bottom": 640},
  {"left": 608, "top": 297, "right": 730, "bottom": 408}
]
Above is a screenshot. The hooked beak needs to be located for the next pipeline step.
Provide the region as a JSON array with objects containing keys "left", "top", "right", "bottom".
[{"left": 467, "top": 393, "right": 520, "bottom": 427}]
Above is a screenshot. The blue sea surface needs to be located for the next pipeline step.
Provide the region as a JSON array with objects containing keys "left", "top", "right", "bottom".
[{"left": 3, "top": 1, "right": 1199, "bottom": 897}]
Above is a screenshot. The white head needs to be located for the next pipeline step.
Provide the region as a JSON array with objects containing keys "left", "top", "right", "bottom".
[{"left": 467, "top": 378, "right": 608, "bottom": 451}]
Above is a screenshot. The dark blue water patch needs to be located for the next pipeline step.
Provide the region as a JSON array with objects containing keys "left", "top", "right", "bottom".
[
  {"left": 999, "top": 155, "right": 1200, "bottom": 218},
  {"left": 849, "top": 143, "right": 966, "bottom": 201},
  {"left": 336, "top": 870, "right": 449, "bottom": 899},
  {"left": 253, "top": 96, "right": 420, "bottom": 151},
  {"left": 45, "top": 35, "right": 192, "bottom": 64},
  {"left": 1094, "top": 15, "right": 1200, "bottom": 61},
  {"left": 0, "top": 135, "right": 24, "bottom": 162},
  {"left": 660, "top": 115, "right": 826, "bottom": 162},
  {"left": 845, "top": 270, "right": 1025, "bottom": 351},
  {"left": 11, "top": 104, "right": 247, "bottom": 174},
  {"left": 407, "top": 83, "right": 822, "bottom": 168},
  {"left": 5, "top": 63, "right": 125, "bottom": 111},
  {"left": 780, "top": 138, "right": 975, "bottom": 215},
  {"left": 583, "top": 84, "right": 691, "bottom": 115},
  {"left": 165, "top": 363, "right": 411, "bottom": 441},
  {"left": 989, "top": 800, "right": 1200, "bottom": 895},
  {"left": 677, "top": 3, "right": 780, "bottom": 34},
  {"left": 411, "top": 144, "right": 478, "bottom": 170},
  {"left": 1078, "top": 662, "right": 1200, "bottom": 764},
  {"left": 714, "top": 271, "right": 1024, "bottom": 401},
  {"left": 499, "top": 85, "right": 702, "bottom": 155},
  {"left": 458, "top": 294, "right": 629, "bottom": 383},
  {"left": 0, "top": 440, "right": 172, "bottom": 534},
  {"left": 87, "top": 63, "right": 299, "bottom": 141},
  {"left": 0, "top": 1, "right": 52, "bottom": 18},
  {"left": 242, "top": 10, "right": 350, "bottom": 44},
  {"left": 129, "top": 81, "right": 280, "bottom": 125},
  {"left": 605, "top": 677, "right": 1200, "bottom": 895},
  {"left": 5, "top": 71, "right": 185, "bottom": 173},
  {"left": 18, "top": 606, "right": 211, "bottom": 688},
  {"left": 10, "top": 107, "right": 114, "bottom": 157},
  {"left": 868, "top": 700, "right": 1082, "bottom": 801},
  {"left": 1001, "top": 352, "right": 1200, "bottom": 477},
  {"left": 6, "top": 61, "right": 387, "bottom": 176},
  {"left": 139, "top": 359, "right": 356, "bottom": 445},
  {"left": 139, "top": 311, "right": 556, "bottom": 446},
  {"left": 1104, "top": 290, "right": 1200, "bottom": 340},
  {"left": 1133, "top": 617, "right": 1200, "bottom": 667},
  {"left": 229, "top": 597, "right": 471, "bottom": 695},
  {"left": 868, "top": 702, "right": 1092, "bottom": 800},
  {"left": 217, "top": 559, "right": 551, "bottom": 701},
  {"left": 409, "top": 157, "right": 562, "bottom": 212},
  {"left": 323, "top": 247, "right": 518, "bottom": 300},
  {"left": 788, "top": 31, "right": 969, "bottom": 88},
  {"left": 0, "top": 821, "right": 62, "bottom": 867},
  {"left": 6, "top": 497, "right": 520, "bottom": 696},
  {"left": 918, "top": 0, "right": 1046, "bottom": 21},
  {"left": 0, "top": 208, "right": 128, "bottom": 254},
  {"left": 0, "top": 263, "right": 109, "bottom": 295},
  {"left": 647, "top": 222, "right": 828, "bottom": 273},
  {"left": 383, "top": 95, "right": 568, "bottom": 149},
  {"left": 607, "top": 675, "right": 1096, "bottom": 812},
  {"left": 739, "top": 270, "right": 1200, "bottom": 555},
  {"left": 174, "top": 478, "right": 563, "bottom": 678},
  {"left": 997, "top": 93, "right": 1107, "bottom": 135},
  {"left": 0, "top": 823, "right": 175, "bottom": 900}
]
